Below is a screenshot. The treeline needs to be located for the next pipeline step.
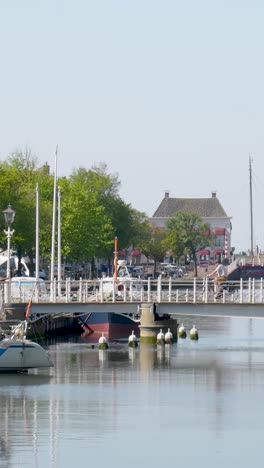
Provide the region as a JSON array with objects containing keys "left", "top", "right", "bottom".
[{"left": 0, "top": 150, "right": 211, "bottom": 277}]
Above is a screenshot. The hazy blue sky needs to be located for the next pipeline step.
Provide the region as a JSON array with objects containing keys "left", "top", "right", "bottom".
[{"left": 0, "top": 1, "right": 264, "bottom": 252}]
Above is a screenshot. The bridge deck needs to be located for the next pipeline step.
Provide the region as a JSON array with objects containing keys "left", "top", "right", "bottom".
[
  {"left": 3, "top": 277, "right": 264, "bottom": 319},
  {"left": 5, "top": 300, "right": 264, "bottom": 320}
]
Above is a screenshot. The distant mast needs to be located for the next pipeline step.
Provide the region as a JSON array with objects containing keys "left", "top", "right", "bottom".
[
  {"left": 249, "top": 154, "right": 253, "bottom": 256},
  {"left": 35, "top": 183, "right": 39, "bottom": 282},
  {"left": 57, "top": 186, "right": 61, "bottom": 295},
  {"left": 114, "top": 237, "right": 118, "bottom": 280},
  {"left": 50, "top": 146, "right": 58, "bottom": 283}
]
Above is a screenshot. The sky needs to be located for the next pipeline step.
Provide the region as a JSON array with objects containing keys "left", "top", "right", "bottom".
[{"left": 0, "top": 0, "right": 264, "bottom": 253}]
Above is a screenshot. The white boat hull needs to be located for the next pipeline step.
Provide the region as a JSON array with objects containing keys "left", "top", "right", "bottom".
[{"left": 0, "top": 338, "right": 53, "bottom": 372}]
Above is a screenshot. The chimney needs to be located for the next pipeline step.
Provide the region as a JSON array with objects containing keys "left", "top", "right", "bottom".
[
  {"left": 164, "top": 191, "right": 170, "bottom": 198},
  {"left": 211, "top": 191, "right": 217, "bottom": 198}
]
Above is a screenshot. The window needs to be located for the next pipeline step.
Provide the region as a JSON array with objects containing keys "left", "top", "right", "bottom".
[{"left": 215, "top": 235, "right": 224, "bottom": 247}]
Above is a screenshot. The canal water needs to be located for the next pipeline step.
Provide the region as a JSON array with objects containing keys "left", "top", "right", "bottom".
[{"left": 0, "top": 315, "right": 264, "bottom": 468}]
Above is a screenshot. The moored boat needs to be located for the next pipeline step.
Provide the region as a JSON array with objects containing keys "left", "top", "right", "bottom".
[
  {"left": 78, "top": 312, "right": 140, "bottom": 340},
  {"left": 98, "top": 260, "right": 143, "bottom": 301},
  {"left": 0, "top": 320, "right": 53, "bottom": 372},
  {"left": 78, "top": 258, "right": 142, "bottom": 339}
]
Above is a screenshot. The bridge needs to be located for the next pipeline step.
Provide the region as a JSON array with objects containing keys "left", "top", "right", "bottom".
[{"left": 3, "top": 277, "right": 264, "bottom": 320}]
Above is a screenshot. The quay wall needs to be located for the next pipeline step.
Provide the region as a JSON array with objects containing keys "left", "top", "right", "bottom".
[{"left": 3, "top": 304, "right": 80, "bottom": 338}]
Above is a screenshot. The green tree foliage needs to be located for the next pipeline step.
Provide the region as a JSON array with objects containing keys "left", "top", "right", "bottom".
[
  {"left": 69, "top": 164, "right": 149, "bottom": 263},
  {"left": 90, "top": 164, "right": 150, "bottom": 254},
  {"left": 137, "top": 223, "right": 167, "bottom": 274},
  {"left": 120, "top": 209, "right": 151, "bottom": 256},
  {"left": 166, "top": 211, "right": 212, "bottom": 277},
  {"left": 0, "top": 152, "right": 151, "bottom": 275},
  {"left": 61, "top": 172, "right": 114, "bottom": 262},
  {"left": 0, "top": 151, "right": 53, "bottom": 272}
]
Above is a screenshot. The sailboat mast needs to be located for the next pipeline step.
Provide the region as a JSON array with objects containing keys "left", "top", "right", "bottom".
[
  {"left": 249, "top": 154, "right": 253, "bottom": 256},
  {"left": 35, "top": 183, "right": 39, "bottom": 282},
  {"left": 57, "top": 186, "right": 61, "bottom": 295},
  {"left": 114, "top": 237, "right": 118, "bottom": 281},
  {"left": 50, "top": 146, "right": 58, "bottom": 282}
]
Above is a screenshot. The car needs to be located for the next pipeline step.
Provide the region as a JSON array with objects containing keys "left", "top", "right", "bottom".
[
  {"left": 10, "top": 277, "right": 48, "bottom": 301},
  {"left": 33, "top": 270, "right": 48, "bottom": 280}
]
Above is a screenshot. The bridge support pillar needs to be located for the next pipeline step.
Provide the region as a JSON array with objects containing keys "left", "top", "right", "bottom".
[{"left": 139, "top": 303, "right": 178, "bottom": 343}]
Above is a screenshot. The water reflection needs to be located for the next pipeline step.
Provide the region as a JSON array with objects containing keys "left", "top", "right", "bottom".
[
  {"left": 0, "top": 373, "right": 51, "bottom": 386},
  {"left": 1, "top": 317, "right": 264, "bottom": 467},
  {"left": 0, "top": 436, "right": 10, "bottom": 468}
]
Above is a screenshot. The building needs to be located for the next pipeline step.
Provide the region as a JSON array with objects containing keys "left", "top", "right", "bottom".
[{"left": 150, "top": 191, "right": 232, "bottom": 262}]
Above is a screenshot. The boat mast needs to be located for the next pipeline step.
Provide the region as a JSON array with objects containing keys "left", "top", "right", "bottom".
[
  {"left": 249, "top": 154, "right": 254, "bottom": 256},
  {"left": 35, "top": 183, "right": 39, "bottom": 282},
  {"left": 114, "top": 237, "right": 118, "bottom": 280},
  {"left": 57, "top": 186, "right": 61, "bottom": 295},
  {"left": 50, "top": 146, "right": 58, "bottom": 284}
]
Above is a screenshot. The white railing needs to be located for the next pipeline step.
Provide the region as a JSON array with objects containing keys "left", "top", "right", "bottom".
[{"left": 3, "top": 277, "right": 264, "bottom": 305}]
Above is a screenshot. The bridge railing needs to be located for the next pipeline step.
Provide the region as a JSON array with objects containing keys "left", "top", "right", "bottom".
[{"left": 4, "top": 276, "right": 264, "bottom": 304}]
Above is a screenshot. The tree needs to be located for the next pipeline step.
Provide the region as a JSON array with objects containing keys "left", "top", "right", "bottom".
[
  {"left": 166, "top": 212, "right": 212, "bottom": 277},
  {"left": 0, "top": 152, "right": 171, "bottom": 279},
  {"left": 137, "top": 224, "right": 167, "bottom": 275},
  {"left": 60, "top": 175, "right": 114, "bottom": 264},
  {"left": 0, "top": 150, "right": 54, "bottom": 273},
  {"left": 86, "top": 164, "right": 146, "bottom": 256},
  {"left": 69, "top": 165, "right": 150, "bottom": 267}
]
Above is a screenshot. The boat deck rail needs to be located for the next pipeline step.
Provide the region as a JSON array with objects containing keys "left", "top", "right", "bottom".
[{"left": 1, "top": 276, "right": 264, "bottom": 305}]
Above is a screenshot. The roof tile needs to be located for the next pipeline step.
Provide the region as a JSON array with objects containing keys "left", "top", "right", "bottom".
[{"left": 152, "top": 197, "right": 228, "bottom": 218}]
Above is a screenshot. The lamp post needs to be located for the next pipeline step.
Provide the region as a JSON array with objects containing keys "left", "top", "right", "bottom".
[{"left": 2, "top": 204, "right": 15, "bottom": 279}]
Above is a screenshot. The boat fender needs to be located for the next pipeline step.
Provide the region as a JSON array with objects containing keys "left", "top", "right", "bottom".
[
  {"left": 164, "top": 328, "right": 173, "bottom": 344},
  {"left": 178, "top": 323, "right": 187, "bottom": 339},
  {"left": 128, "top": 330, "right": 138, "bottom": 348},
  {"left": 190, "top": 325, "right": 199, "bottom": 341},
  {"left": 98, "top": 333, "right": 109, "bottom": 350},
  {"left": 157, "top": 329, "right": 165, "bottom": 345}
]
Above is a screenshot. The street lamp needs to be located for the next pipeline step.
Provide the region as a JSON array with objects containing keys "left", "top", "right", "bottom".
[{"left": 2, "top": 204, "right": 15, "bottom": 279}]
